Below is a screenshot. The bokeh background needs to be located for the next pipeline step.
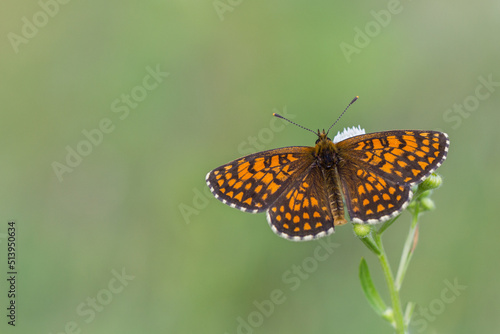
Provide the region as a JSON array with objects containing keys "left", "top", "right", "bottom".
[{"left": 1, "top": 1, "right": 499, "bottom": 333}]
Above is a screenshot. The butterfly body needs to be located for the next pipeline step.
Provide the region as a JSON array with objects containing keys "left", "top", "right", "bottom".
[
  {"left": 314, "top": 131, "right": 339, "bottom": 169},
  {"left": 207, "top": 125, "right": 449, "bottom": 241}
]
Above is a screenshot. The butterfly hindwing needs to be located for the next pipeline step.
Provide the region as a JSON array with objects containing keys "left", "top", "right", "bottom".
[
  {"left": 206, "top": 147, "right": 314, "bottom": 212},
  {"left": 337, "top": 161, "right": 412, "bottom": 223},
  {"left": 266, "top": 165, "right": 346, "bottom": 241}
]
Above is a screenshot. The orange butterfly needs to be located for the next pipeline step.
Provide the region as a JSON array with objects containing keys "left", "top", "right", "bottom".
[{"left": 206, "top": 97, "right": 449, "bottom": 241}]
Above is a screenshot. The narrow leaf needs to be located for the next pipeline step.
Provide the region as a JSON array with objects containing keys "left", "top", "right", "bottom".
[
  {"left": 404, "top": 302, "right": 415, "bottom": 327},
  {"left": 359, "top": 258, "right": 388, "bottom": 317}
]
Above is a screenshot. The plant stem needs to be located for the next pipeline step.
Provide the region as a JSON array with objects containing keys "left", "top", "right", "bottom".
[
  {"left": 357, "top": 174, "right": 444, "bottom": 332},
  {"left": 373, "top": 232, "right": 406, "bottom": 334},
  {"left": 395, "top": 204, "right": 420, "bottom": 290}
]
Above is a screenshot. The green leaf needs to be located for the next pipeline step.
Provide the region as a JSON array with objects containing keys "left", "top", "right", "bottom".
[{"left": 359, "top": 258, "right": 388, "bottom": 317}]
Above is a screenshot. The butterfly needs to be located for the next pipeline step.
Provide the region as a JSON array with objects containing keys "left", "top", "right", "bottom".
[{"left": 206, "top": 97, "right": 449, "bottom": 241}]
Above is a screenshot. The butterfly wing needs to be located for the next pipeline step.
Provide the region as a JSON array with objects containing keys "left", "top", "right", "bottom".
[
  {"left": 206, "top": 147, "right": 315, "bottom": 213},
  {"left": 335, "top": 130, "right": 449, "bottom": 223},
  {"left": 266, "top": 165, "right": 346, "bottom": 241},
  {"left": 336, "top": 161, "right": 413, "bottom": 223}
]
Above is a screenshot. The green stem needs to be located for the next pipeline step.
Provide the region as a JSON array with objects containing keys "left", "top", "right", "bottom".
[
  {"left": 373, "top": 232, "right": 406, "bottom": 334},
  {"left": 395, "top": 204, "right": 420, "bottom": 290}
]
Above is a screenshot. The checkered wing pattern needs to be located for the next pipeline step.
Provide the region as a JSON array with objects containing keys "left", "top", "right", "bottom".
[
  {"left": 206, "top": 147, "right": 314, "bottom": 213},
  {"left": 336, "top": 130, "right": 449, "bottom": 223},
  {"left": 266, "top": 165, "right": 346, "bottom": 241}
]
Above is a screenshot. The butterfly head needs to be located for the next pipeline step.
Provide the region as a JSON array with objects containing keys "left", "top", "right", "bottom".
[
  {"left": 315, "top": 129, "right": 332, "bottom": 144},
  {"left": 314, "top": 130, "right": 337, "bottom": 169}
]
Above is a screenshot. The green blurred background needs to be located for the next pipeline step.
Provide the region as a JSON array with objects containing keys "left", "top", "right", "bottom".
[{"left": 1, "top": 1, "right": 499, "bottom": 333}]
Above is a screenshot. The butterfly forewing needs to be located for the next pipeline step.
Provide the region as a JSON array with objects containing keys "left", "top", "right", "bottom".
[
  {"left": 336, "top": 130, "right": 449, "bottom": 185},
  {"left": 206, "top": 147, "right": 314, "bottom": 212}
]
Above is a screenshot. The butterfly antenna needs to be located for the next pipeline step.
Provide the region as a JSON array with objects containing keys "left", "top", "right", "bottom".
[
  {"left": 326, "top": 96, "right": 359, "bottom": 135},
  {"left": 273, "top": 113, "right": 318, "bottom": 136}
]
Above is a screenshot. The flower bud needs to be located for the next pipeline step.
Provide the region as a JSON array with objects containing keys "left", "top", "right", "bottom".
[
  {"left": 353, "top": 223, "right": 371, "bottom": 238},
  {"left": 420, "top": 197, "right": 436, "bottom": 211},
  {"left": 418, "top": 173, "right": 443, "bottom": 192},
  {"left": 382, "top": 308, "right": 395, "bottom": 326}
]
